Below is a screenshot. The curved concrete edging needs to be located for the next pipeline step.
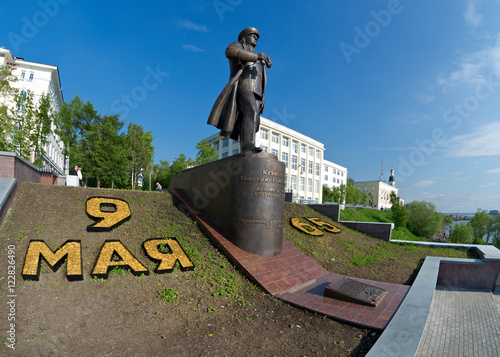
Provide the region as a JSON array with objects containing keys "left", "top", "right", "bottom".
[
  {"left": 367, "top": 241, "right": 500, "bottom": 357},
  {"left": 0, "top": 178, "right": 16, "bottom": 226}
]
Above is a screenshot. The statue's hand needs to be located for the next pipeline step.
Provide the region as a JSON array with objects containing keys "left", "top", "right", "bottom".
[{"left": 258, "top": 52, "right": 272, "bottom": 68}]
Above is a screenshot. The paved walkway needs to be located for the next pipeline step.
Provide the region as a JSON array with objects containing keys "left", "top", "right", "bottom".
[{"left": 416, "top": 286, "right": 500, "bottom": 357}]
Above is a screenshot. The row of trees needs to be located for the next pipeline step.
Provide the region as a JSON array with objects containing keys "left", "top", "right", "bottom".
[
  {"left": 56, "top": 95, "right": 154, "bottom": 189},
  {"left": 322, "top": 178, "right": 369, "bottom": 205},
  {"left": 450, "top": 209, "right": 500, "bottom": 246},
  {"left": 1, "top": 61, "right": 217, "bottom": 190},
  {"left": 149, "top": 139, "right": 218, "bottom": 190},
  {"left": 57, "top": 95, "right": 218, "bottom": 190},
  {"left": 0, "top": 67, "right": 54, "bottom": 166}
]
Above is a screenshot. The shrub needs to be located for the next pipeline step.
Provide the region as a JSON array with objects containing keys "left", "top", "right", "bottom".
[
  {"left": 450, "top": 223, "right": 473, "bottom": 244},
  {"left": 406, "top": 201, "right": 443, "bottom": 239}
]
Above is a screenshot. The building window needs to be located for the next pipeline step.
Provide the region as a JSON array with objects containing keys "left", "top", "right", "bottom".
[
  {"left": 262, "top": 146, "right": 268, "bottom": 153},
  {"left": 272, "top": 132, "right": 279, "bottom": 143},
  {"left": 214, "top": 142, "right": 219, "bottom": 150},
  {"left": 300, "top": 158, "right": 305, "bottom": 172},
  {"left": 315, "top": 163, "right": 320, "bottom": 175},
  {"left": 299, "top": 177, "right": 305, "bottom": 191},
  {"left": 271, "top": 148, "right": 278, "bottom": 156},
  {"left": 260, "top": 129, "right": 268, "bottom": 140},
  {"left": 301, "top": 143, "right": 306, "bottom": 153},
  {"left": 292, "top": 140, "right": 298, "bottom": 151},
  {"left": 325, "top": 166, "right": 328, "bottom": 172},
  {"left": 281, "top": 152, "right": 289, "bottom": 167},
  {"left": 20, "top": 71, "right": 26, "bottom": 80},
  {"left": 341, "top": 172, "right": 344, "bottom": 177},
  {"left": 222, "top": 152, "right": 228, "bottom": 158},
  {"left": 324, "top": 175, "right": 328, "bottom": 181},
  {"left": 308, "top": 147, "right": 313, "bottom": 156},
  {"left": 291, "top": 155, "right": 297, "bottom": 170},
  {"left": 28, "top": 73, "right": 34, "bottom": 81},
  {"left": 307, "top": 178, "right": 312, "bottom": 192},
  {"left": 282, "top": 137, "right": 289, "bottom": 147},
  {"left": 223, "top": 138, "right": 229, "bottom": 147},
  {"left": 316, "top": 150, "right": 320, "bottom": 159},
  {"left": 315, "top": 180, "right": 319, "bottom": 194},
  {"left": 232, "top": 149, "right": 239, "bottom": 155},
  {"left": 308, "top": 161, "right": 313, "bottom": 174},
  {"left": 291, "top": 175, "right": 297, "bottom": 190}
]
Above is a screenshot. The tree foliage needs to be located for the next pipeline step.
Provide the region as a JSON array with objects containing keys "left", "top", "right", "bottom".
[
  {"left": 489, "top": 215, "right": 500, "bottom": 248},
  {"left": 56, "top": 95, "right": 154, "bottom": 189},
  {"left": 195, "top": 138, "right": 218, "bottom": 165},
  {"left": 126, "top": 123, "right": 154, "bottom": 190},
  {"left": 390, "top": 191, "right": 407, "bottom": 229},
  {"left": 470, "top": 209, "right": 493, "bottom": 241},
  {"left": 449, "top": 222, "right": 474, "bottom": 244},
  {"left": 406, "top": 201, "right": 443, "bottom": 239}
]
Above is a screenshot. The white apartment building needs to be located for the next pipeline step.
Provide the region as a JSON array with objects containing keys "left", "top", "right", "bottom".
[
  {"left": 0, "top": 47, "right": 66, "bottom": 175},
  {"left": 323, "top": 159, "right": 348, "bottom": 189},
  {"left": 205, "top": 117, "right": 348, "bottom": 203}
]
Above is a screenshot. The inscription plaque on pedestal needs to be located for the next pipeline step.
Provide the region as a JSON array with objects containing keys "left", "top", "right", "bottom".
[
  {"left": 169, "top": 151, "right": 285, "bottom": 256},
  {"left": 324, "top": 278, "right": 388, "bottom": 307}
]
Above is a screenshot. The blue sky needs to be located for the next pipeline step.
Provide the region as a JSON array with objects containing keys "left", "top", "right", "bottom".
[{"left": 1, "top": 0, "right": 500, "bottom": 213}]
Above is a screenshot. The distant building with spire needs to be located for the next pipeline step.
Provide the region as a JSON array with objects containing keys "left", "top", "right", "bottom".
[{"left": 352, "top": 168, "right": 402, "bottom": 209}]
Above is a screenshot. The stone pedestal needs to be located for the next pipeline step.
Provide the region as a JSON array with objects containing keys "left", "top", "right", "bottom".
[{"left": 169, "top": 151, "right": 285, "bottom": 256}]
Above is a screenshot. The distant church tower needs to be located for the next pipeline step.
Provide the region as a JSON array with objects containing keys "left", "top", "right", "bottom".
[{"left": 388, "top": 168, "right": 396, "bottom": 187}]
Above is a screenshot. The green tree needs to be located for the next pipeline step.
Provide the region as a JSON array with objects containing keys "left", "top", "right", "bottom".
[
  {"left": 390, "top": 191, "right": 407, "bottom": 229},
  {"left": 195, "top": 138, "right": 218, "bottom": 165},
  {"left": 449, "top": 222, "right": 474, "bottom": 244},
  {"left": 322, "top": 185, "right": 334, "bottom": 203},
  {"left": 167, "top": 153, "right": 188, "bottom": 187},
  {"left": 0, "top": 66, "right": 17, "bottom": 151},
  {"left": 31, "top": 94, "right": 53, "bottom": 166},
  {"left": 11, "top": 90, "right": 37, "bottom": 160},
  {"left": 126, "top": 123, "right": 154, "bottom": 190},
  {"left": 346, "top": 185, "right": 367, "bottom": 205},
  {"left": 489, "top": 215, "right": 500, "bottom": 248},
  {"left": 151, "top": 160, "right": 170, "bottom": 190},
  {"left": 470, "top": 209, "right": 493, "bottom": 242},
  {"left": 406, "top": 201, "right": 443, "bottom": 239},
  {"left": 55, "top": 95, "right": 100, "bottom": 173},
  {"left": 85, "top": 114, "right": 127, "bottom": 188}
]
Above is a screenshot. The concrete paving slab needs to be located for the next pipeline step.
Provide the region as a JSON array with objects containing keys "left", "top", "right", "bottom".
[{"left": 416, "top": 287, "right": 500, "bottom": 357}]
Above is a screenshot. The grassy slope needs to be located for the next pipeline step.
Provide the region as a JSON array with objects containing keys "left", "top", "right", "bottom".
[
  {"left": 340, "top": 207, "right": 427, "bottom": 241},
  {"left": 0, "top": 183, "right": 471, "bottom": 356}
]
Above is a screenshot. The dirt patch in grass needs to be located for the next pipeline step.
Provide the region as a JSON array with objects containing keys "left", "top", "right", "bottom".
[{"left": 0, "top": 183, "right": 471, "bottom": 356}]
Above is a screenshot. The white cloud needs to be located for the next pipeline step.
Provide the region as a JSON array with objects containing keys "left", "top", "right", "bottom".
[
  {"left": 445, "top": 121, "right": 500, "bottom": 157},
  {"left": 181, "top": 44, "right": 204, "bottom": 52},
  {"left": 413, "top": 92, "right": 435, "bottom": 103},
  {"left": 178, "top": 20, "right": 208, "bottom": 33},
  {"left": 464, "top": 0, "right": 483, "bottom": 27},
  {"left": 479, "top": 182, "right": 497, "bottom": 187},
  {"left": 437, "top": 34, "right": 500, "bottom": 90},
  {"left": 414, "top": 180, "right": 435, "bottom": 188},
  {"left": 486, "top": 168, "right": 500, "bottom": 176}
]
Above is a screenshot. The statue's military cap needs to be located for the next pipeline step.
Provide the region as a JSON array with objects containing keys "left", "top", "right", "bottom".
[{"left": 238, "top": 27, "right": 259, "bottom": 41}]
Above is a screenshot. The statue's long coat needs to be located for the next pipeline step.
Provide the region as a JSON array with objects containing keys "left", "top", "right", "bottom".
[{"left": 207, "top": 42, "right": 267, "bottom": 141}]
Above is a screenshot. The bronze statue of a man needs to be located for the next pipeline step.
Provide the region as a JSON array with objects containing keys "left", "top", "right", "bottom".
[{"left": 207, "top": 27, "right": 272, "bottom": 152}]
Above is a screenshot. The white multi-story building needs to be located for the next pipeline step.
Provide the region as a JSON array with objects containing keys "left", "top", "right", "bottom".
[
  {"left": 0, "top": 47, "right": 66, "bottom": 175},
  {"left": 352, "top": 169, "right": 402, "bottom": 209},
  {"left": 205, "top": 117, "right": 348, "bottom": 203},
  {"left": 323, "top": 159, "right": 348, "bottom": 189}
]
